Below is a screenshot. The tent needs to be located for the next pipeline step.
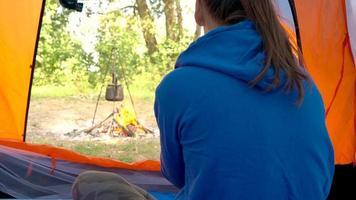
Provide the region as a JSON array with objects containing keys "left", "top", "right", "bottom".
[
  {"left": 296, "top": 0, "right": 356, "bottom": 165},
  {"left": 0, "top": 0, "right": 355, "bottom": 199}
]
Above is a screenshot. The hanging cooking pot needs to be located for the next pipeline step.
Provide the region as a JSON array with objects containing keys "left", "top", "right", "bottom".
[
  {"left": 105, "top": 72, "right": 124, "bottom": 102},
  {"left": 105, "top": 84, "right": 124, "bottom": 101}
]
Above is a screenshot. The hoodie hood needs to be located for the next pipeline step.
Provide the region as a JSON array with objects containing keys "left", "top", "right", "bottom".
[{"left": 176, "top": 20, "right": 276, "bottom": 89}]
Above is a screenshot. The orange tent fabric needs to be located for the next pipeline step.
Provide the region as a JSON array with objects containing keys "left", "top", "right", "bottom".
[
  {"left": 0, "top": 1, "right": 44, "bottom": 141},
  {"left": 0, "top": 139, "right": 160, "bottom": 171},
  {"left": 295, "top": 0, "right": 356, "bottom": 164}
]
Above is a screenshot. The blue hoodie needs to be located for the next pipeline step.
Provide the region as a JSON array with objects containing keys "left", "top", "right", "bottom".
[{"left": 154, "top": 21, "right": 334, "bottom": 200}]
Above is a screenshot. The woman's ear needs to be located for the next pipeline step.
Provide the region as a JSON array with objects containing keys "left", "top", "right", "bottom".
[{"left": 195, "top": 0, "right": 205, "bottom": 26}]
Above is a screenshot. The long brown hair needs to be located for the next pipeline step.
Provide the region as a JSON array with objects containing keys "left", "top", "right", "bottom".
[{"left": 204, "top": 0, "right": 309, "bottom": 103}]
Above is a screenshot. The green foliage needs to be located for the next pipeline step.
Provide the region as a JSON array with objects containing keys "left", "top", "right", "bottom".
[
  {"left": 94, "top": 12, "right": 144, "bottom": 86},
  {"left": 35, "top": 0, "right": 94, "bottom": 86},
  {"left": 92, "top": 4, "right": 192, "bottom": 93},
  {"left": 33, "top": 0, "right": 193, "bottom": 99},
  {"left": 149, "top": 36, "right": 191, "bottom": 75}
]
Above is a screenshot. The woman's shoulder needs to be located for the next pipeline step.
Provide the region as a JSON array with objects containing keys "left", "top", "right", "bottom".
[
  {"left": 155, "top": 67, "right": 220, "bottom": 112},
  {"left": 157, "top": 67, "right": 209, "bottom": 94},
  {"left": 156, "top": 67, "right": 202, "bottom": 97}
]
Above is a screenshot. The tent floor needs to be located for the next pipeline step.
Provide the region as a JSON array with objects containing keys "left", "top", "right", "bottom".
[
  {"left": 0, "top": 191, "right": 14, "bottom": 199},
  {"left": 0, "top": 144, "right": 177, "bottom": 199}
]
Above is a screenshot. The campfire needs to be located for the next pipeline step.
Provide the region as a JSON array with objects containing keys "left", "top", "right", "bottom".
[
  {"left": 67, "top": 72, "right": 154, "bottom": 138},
  {"left": 68, "top": 106, "right": 153, "bottom": 138}
]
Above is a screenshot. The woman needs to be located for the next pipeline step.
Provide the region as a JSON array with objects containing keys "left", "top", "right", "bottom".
[
  {"left": 73, "top": 0, "right": 334, "bottom": 199},
  {"left": 154, "top": 0, "right": 334, "bottom": 199}
]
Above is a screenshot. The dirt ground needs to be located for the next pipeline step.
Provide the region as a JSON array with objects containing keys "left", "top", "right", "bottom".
[{"left": 26, "top": 97, "right": 160, "bottom": 162}]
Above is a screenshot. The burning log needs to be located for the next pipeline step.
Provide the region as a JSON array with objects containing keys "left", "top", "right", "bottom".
[{"left": 75, "top": 106, "right": 153, "bottom": 138}]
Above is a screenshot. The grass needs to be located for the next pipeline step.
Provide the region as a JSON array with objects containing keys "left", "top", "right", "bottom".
[
  {"left": 31, "top": 85, "right": 90, "bottom": 99},
  {"left": 72, "top": 139, "right": 161, "bottom": 163},
  {"left": 31, "top": 74, "right": 158, "bottom": 102},
  {"left": 30, "top": 136, "right": 160, "bottom": 163}
]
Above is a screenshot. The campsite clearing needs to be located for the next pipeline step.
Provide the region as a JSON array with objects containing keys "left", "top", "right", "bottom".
[{"left": 26, "top": 97, "right": 160, "bottom": 163}]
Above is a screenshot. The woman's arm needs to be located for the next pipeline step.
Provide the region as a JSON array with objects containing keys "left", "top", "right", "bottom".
[{"left": 154, "top": 77, "right": 186, "bottom": 189}]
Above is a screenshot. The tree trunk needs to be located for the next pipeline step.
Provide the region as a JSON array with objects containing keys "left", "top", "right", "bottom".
[
  {"left": 175, "top": 0, "right": 183, "bottom": 41},
  {"left": 163, "top": 0, "right": 176, "bottom": 41},
  {"left": 136, "top": 0, "right": 158, "bottom": 54}
]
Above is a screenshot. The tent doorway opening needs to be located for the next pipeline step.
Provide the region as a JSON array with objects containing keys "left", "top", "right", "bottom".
[{"left": 25, "top": 0, "right": 188, "bottom": 163}]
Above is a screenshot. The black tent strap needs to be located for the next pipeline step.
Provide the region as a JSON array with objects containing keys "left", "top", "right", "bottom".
[
  {"left": 288, "top": 0, "right": 303, "bottom": 54},
  {"left": 23, "top": 0, "right": 47, "bottom": 142}
]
